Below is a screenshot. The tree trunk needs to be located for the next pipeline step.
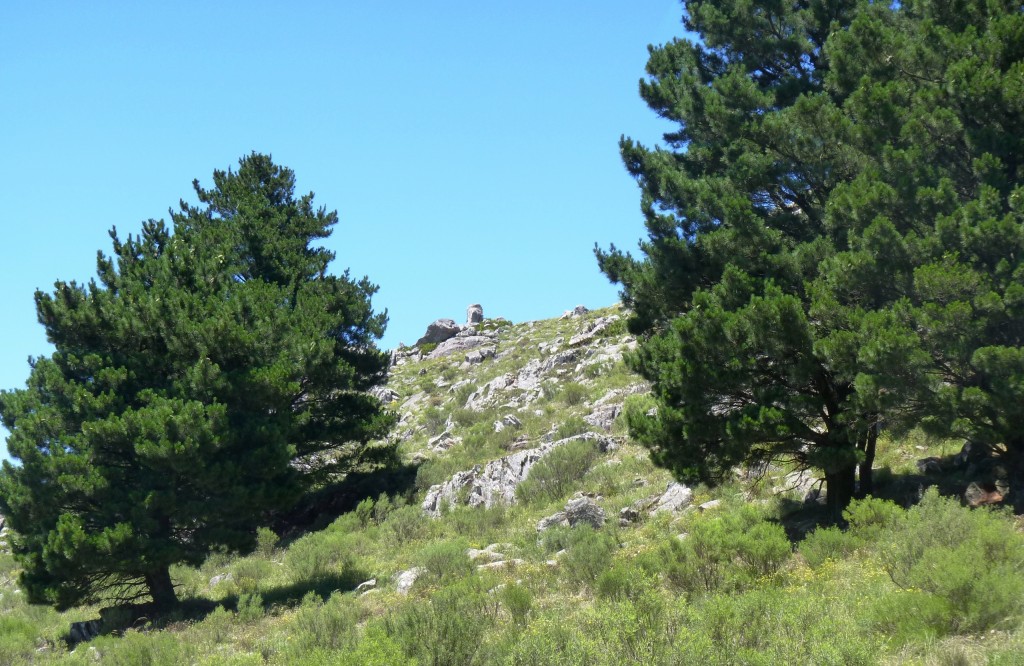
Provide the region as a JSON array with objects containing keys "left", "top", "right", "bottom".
[
  {"left": 825, "top": 465, "right": 856, "bottom": 525},
  {"left": 145, "top": 567, "right": 178, "bottom": 611},
  {"left": 857, "top": 424, "right": 878, "bottom": 498}
]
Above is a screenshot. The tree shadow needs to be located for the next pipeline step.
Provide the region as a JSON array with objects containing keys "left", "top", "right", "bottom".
[{"left": 274, "top": 460, "right": 420, "bottom": 537}]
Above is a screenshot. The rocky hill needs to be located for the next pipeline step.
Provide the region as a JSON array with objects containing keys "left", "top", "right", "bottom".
[{"left": 2, "top": 304, "right": 1024, "bottom": 664}]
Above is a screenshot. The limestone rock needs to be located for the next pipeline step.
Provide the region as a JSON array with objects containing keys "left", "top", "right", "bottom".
[
  {"left": 428, "top": 431, "right": 461, "bottom": 453},
  {"left": 355, "top": 578, "right": 377, "bottom": 593},
  {"left": 422, "top": 433, "right": 615, "bottom": 517},
  {"left": 209, "top": 573, "right": 232, "bottom": 587},
  {"left": 560, "top": 305, "right": 589, "bottom": 319},
  {"left": 370, "top": 386, "right": 400, "bottom": 403},
  {"left": 584, "top": 403, "right": 622, "bottom": 432},
  {"left": 466, "top": 304, "right": 484, "bottom": 325},
  {"left": 395, "top": 567, "right": 426, "bottom": 595},
  {"left": 569, "top": 315, "right": 619, "bottom": 347},
  {"left": 416, "top": 319, "right": 462, "bottom": 346},
  {"left": 477, "top": 559, "right": 524, "bottom": 571},
  {"left": 565, "top": 496, "right": 606, "bottom": 528},
  {"left": 428, "top": 335, "right": 492, "bottom": 359},
  {"left": 466, "top": 347, "right": 496, "bottom": 364},
  {"left": 652, "top": 482, "right": 693, "bottom": 513},
  {"left": 536, "top": 512, "right": 569, "bottom": 532}
]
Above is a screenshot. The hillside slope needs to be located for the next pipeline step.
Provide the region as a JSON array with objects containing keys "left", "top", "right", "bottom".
[{"left": 2, "top": 305, "right": 1024, "bottom": 665}]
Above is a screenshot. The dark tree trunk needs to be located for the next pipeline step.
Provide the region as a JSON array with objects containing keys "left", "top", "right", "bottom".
[
  {"left": 857, "top": 424, "right": 878, "bottom": 498},
  {"left": 145, "top": 567, "right": 178, "bottom": 611},
  {"left": 825, "top": 465, "right": 856, "bottom": 525}
]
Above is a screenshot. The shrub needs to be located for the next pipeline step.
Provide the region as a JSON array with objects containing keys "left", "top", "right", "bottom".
[
  {"left": 560, "top": 382, "right": 589, "bottom": 406},
  {"left": 517, "top": 438, "right": 600, "bottom": 505},
  {"left": 383, "top": 505, "right": 429, "bottom": 546},
  {"left": 799, "top": 526, "right": 858, "bottom": 569},
  {"left": 236, "top": 592, "right": 264, "bottom": 623},
  {"left": 233, "top": 557, "right": 275, "bottom": 594},
  {"left": 292, "top": 591, "right": 361, "bottom": 652},
  {"left": 500, "top": 582, "right": 533, "bottom": 626},
  {"left": 385, "top": 576, "right": 497, "bottom": 665},
  {"left": 417, "top": 539, "right": 474, "bottom": 584},
  {"left": 254, "top": 527, "right": 279, "bottom": 558},
  {"left": 561, "top": 526, "right": 618, "bottom": 587},
  {"left": 877, "top": 488, "right": 1024, "bottom": 635},
  {"left": 555, "top": 416, "right": 590, "bottom": 440},
  {"left": 286, "top": 533, "right": 357, "bottom": 583},
  {"left": 661, "top": 504, "right": 790, "bottom": 597}
]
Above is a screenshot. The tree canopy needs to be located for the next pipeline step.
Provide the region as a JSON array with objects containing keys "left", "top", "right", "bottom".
[
  {"left": 600, "top": 0, "right": 1024, "bottom": 518},
  {"left": 0, "top": 154, "right": 394, "bottom": 609}
]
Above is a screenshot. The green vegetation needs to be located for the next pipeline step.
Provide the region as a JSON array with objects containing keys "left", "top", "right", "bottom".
[
  {"left": 1, "top": 0, "right": 1023, "bottom": 663},
  {"left": 0, "top": 154, "right": 393, "bottom": 610},
  {"left": 598, "top": 0, "right": 1024, "bottom": 521}
]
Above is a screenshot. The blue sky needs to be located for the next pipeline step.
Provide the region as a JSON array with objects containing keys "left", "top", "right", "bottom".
[{"left": 0, "top": 1, "right": 683, "bottom": 461}]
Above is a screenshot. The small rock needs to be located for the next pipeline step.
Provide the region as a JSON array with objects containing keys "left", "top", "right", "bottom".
[
  {"left": 652, "top": 482, "right": 693, "bottom": 513},
  {"left": 565, "top": 496, "right": 606, "bottom": 528},
  {"left": 916, "top": 457, "right": 943, "bottom": 474},
  {"left": 466, "top": 347, "right": 496, "bottom": 364},
  {"left": 209, "top": 573, "right": 232, "bottom": 587},
  {"left": 395, "top": 567, "right": 426, "bottom": 595},
  {"left": 428, "top": 431, "right": 461, "bottom": 452},
  {"left": 965, "top": 482, "right": 1004, "bottom": 508},
  {"left": 560, "top": 305, "right": 589, "bottom": 319},
  {"left": 477, "top": 559, "right": 525, "bottom": 571},
  {"left": 698, "top": 500, "right": 722, "bottom": 512},
  {"left": 536, "top": 512, "right": 569, "bottom": 532},
  {"left": 466, "top": 304, "right": 484, "bottom": 325},
  {"left": 355, "top": 578, "right": 377, "bottom": 593}
]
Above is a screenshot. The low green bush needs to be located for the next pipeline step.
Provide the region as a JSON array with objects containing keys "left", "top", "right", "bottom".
[
  {"left": 417, "top": 539, "right": 474, "bottom": 584},
  {"left": 561, "top": 526, "right": 618, "bottom": 587},
  {"left": 517, "top": 438, "right": 599, "bottom": 505},
  {"left": 661, "top": 503, "right": 790, "bottom": 598}
]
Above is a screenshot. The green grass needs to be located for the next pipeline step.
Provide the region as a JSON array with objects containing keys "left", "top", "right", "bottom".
[{"left": 3, "top": 305, "right": 1024, "bottom": 664}]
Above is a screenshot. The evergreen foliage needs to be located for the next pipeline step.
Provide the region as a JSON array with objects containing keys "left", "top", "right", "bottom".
[
  {"left": 599, "top": 0, "right": 1024, "bottom": 518},
  {"left": 0, "top": 154, "right": 394, "bottom": 610}
]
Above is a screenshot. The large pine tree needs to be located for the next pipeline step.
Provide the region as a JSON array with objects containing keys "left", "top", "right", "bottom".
[
  {"left": 0, "top": 154, "right": 394, "bottom": 610},
  {"left": 600, "top": 0, "right": 1023, "bottom": 518}
]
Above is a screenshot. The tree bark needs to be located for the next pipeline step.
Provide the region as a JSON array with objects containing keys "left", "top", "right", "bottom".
[
  {"left": 857, "top": 424, "right": 878, "bottom": 498},
  {"left": 825, "top": 465, "right": 856, "bottom": 525},
  {"left": 145, "top": 567, "right": 178, "bottom": 611}
]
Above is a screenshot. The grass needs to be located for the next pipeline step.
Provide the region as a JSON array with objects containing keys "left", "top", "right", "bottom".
[{"left": 3, "top": 304, "right": 1024, "bottom": 665}]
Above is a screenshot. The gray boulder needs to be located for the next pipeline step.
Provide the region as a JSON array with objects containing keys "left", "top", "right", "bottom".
[
  {"left": 416, "top": 319, "right": 462, "bottom": 346},
  {"left": 395, "top": 567, "right": 426, "bottom": 595},
  {"left": 428, "top": 335, "right": 492, "bottom": 359},
  {"left": 422, "top": 433, "right": 614, "bottom": 517},
  {"left": 466, "top": 304, "right": 484, "bottom": 325},
  {"left": 565, "top": 496, "right": 606, "bottom": 528}
]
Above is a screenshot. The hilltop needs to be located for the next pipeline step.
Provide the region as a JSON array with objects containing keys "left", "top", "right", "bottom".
[{"left": 2, "top": 304, "right": 1024, "bottom": 664}]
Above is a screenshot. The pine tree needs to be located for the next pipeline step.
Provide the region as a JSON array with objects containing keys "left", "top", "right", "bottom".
[
  {"left": 602, "top": 0, "right": 1023, "bottom": 518},
  {"left": 0, "top": 154, "right": 394, "bottom": 610}
]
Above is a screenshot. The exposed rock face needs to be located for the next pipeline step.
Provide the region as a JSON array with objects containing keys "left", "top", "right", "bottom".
[
  {"left": 652, "top": 482, "right": 693, "bottom": 513},
  {"left": 370, "top": 386, "right": 400, "bottom": 403},
  {"left": 560, "top": 305, "right": 589, "bottom": 319},
  {"left": 569, "top": 315, "right": 619, "bottom": 347},
  {"left": 395, "top": 567, "right": 425, "bottom": 595},
  {"left": 428, "top": 431, "right": 461, "bottom": 453},
  {"left": 427, "top": 335, "right": 492, "bottom": 359},
  {"left": 564, "top": 496, "right": 606, "bottom": 528},
  {"left": 537, "top": 495, "right": 606, "bottom": 531},
  {"left": 466, "top": 304, "right": 484, "bottom": 325},
  {"left": 584, "top": 403, "right": 622, "bottom": 432},
  {"left": 421, "top": 433, "right": 614, "bottom": 517},
  {"left": 416, "top": 319, "right": 462, "bottom": 346}
]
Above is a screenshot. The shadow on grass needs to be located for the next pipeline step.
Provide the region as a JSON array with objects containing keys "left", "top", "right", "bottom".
[
  {"left": 275, "top": 460, "right": 420, "bottom": 537},
  {"left": 72, "top": 567, "right": 372, "bottom": 646}
]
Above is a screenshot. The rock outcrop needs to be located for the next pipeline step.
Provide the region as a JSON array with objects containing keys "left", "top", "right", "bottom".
[
  {"left": 466, "top": 304, "right": 484, "bottom": 325},
  {"left": 416, "top": 319, "right": 462, "bottom": 346},
  {"left": 421, "top": 433, "right": 615, "bottom": 517}
]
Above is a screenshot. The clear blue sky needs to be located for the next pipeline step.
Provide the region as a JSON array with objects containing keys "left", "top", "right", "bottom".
[{"left": 1, "top": 1, "right": 684, "bottom": 461}]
